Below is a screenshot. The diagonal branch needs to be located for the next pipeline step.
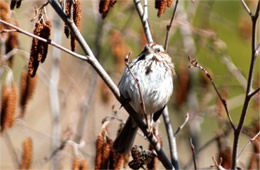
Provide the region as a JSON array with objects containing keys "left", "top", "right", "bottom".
[
  {"left": 240, "top": 0, "right": 252, "bottom": 16},
  {"left": 188, "top": 56, "right": 236, "bottom": 131}
]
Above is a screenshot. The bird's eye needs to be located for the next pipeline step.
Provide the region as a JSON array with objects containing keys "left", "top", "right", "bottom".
[{"left": 155, "top": 48, "right": 161, "bottom": 53}]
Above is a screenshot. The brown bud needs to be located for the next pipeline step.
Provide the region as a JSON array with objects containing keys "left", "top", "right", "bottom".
[
  {"left": 20, "top": 137, "right": 32, "bottom": 170},
  {"left": 20, "top": 71, "right": 37, "bottom": 117},
  {"left": 167, "top": 0, "right": 174, "bottom": 7},
  {"left": 1, "top": 82, "right": 17, "bottom": 132}
]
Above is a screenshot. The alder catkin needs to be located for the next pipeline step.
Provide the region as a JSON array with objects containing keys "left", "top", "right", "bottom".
[
  {"left": 28, "top": 22, "right": 42, "bottom": 77},
  {"left": 64, "top": 0, "right": 72, "bottom": 38},
  {"left": 1, "top": 82, "right": 17, "bottom": 132},
  {"left": 155, "top": 0, "right": 167, "bottom": 17},
  {"left": 20, "top": 71, "right": 37, "bottom": 117},
  {"left": 95, "top": 134, "right": 104, "bottom": 169},
  {"left": 99, "top": 0, "right": 111, "bottom": 18},
  {"left": 38, "top": 21, "right": 51, "bottom": 63},
  {"left": 71, "top": 0, "right": 81, "bottom": 51},
  {"left": 20, "top": 137, "right": 33, "bottom": 170}
]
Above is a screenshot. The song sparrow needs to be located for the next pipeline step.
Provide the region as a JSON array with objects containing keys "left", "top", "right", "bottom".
[{"left": 113, "top": 43, "right": 175, "bottom": 154}]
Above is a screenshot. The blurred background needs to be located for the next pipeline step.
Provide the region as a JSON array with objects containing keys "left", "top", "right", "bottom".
[{"left": 0, "top": 0, "right": 259, "bottom": 169}]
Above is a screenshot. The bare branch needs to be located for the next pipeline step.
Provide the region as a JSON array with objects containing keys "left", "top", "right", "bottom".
[
  {"left": 232, "top": 1, "right": 260, "bottom": 168},
  {"left": 174, "top": 113, "right": 189, "bottom": 136},
  {"left": 188, "top": 56, "right": 236, "bottom": 130},
  {"left": 0, "top": 19, "right": 87, "bottom": 61},
  {"left": 237, "top": 131, "right": 260, "bottom": 160},
  {"left": 240, "top": 0, "right": 252, "bottom": 16},
  {"left": 133, "top": 0, "right": 153, "bottom": 43},
  {"left": 164, "top": 0, "right": 179, "bottom": 50},
  {"left": 162, "top": 107, "right": 179, "bottom": 169},
  {"left": 249, "top": 87, "right": 260, "bottom": 98}
]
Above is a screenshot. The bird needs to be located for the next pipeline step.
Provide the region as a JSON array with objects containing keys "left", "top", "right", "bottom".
[{"left": 113, "top": 43, "right": 175, "bottom": 154}]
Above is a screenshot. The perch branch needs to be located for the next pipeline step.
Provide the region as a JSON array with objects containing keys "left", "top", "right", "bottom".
[
  {"left": 162, "top": 107, "right": 179, "bottom": 169},
  {"left": 190, "top": 138, "right": 197, "bottom": 170}
]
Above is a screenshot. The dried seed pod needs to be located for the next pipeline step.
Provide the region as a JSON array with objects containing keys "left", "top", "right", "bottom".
[
  {"left": 99, "top": 0, "right": 111, "bottom": 18},
  {"left": 101, "top": 138, "right": 112, "bottom": 169},
  {"left": 38, "top": 20, "right": 51, "bottom": 63},
  {"left": 20, "top": 137, "right": 32, "bottom": 170},
  {"left": 167, "top": 0, "right": 173, "bottom": 7},
  {"left": 10, "top": 0, "right": 16, "bottom": 10},
  {"left": 155, "top": 0, "right": 167, "bottom": 17},
  {"left": 28, "top": 22, "right": 43, "bottom": 77},
  {"left": 20, "top": 71, "right": 37, "bottom": 117},
  {"left": 1, "top": 82, "right": 17, "bottom": 132},
  {"left": 16, "top": 0, "right": 22, "bottom": 8},
  {"left": 64, "top": 0, "right": 72, "bottom": 38},
  {"left": 71, "top": 0, "right": 81, "bottom": 51},
  {"left": 95, "top": 134, "right": 104, "bottom": 169}
]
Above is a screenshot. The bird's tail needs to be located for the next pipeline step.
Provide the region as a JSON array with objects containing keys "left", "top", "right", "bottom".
[{"left": 113, "top": 117, "right": 138, "bottom": 154}]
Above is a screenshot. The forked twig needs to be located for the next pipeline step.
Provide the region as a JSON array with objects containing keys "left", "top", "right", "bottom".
[
  {"left": 188, "top": 56, "right": 235, "bottom": 131},
  {"left": 240, "top": 0, "right": 252, "bottom": 16},
  {"left": 237, "top": 131, "right": 260, "bottom": 160}
]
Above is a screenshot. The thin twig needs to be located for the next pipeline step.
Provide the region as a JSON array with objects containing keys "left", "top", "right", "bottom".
[
  {"left": 133, "top": 0, "right": 153, "bottom": 43},
  {"left": 237, "top": 131, "right": 260, "bottom": 160},
  {"left": 0, "top": 29, "right": 17, "bottom": 33},
  {"left": 0, "top": 19, "right": 87, "bottom": 61},
  {"left": 125, "top": 52, "right": 147, "bottom": 124},
  {"left": 162, "top": 107, "right": 179, "bottom": 169},
  {"left": 184, "top": 128, "right": 231, "bottom": 169},
  {"left": 47, "top": 0, "right": 173, "bottom": 168},
  {"left": 190, "top": 138, "right": 197, "bottom": 170},
  {"left": 232, "top": 1, "right": 260, "bottom": 168},
  {"left": 164, "top": 0, "right": 179, "bottom": 50},
  {"left": 211, "top": 156, "right": 225, "bottom": 170},
  {"left": 240, "top": 0, "right": 252, "bottom": 16},
  {"left": 174, "top": 113, "right": 189, "bottom": 136},
  {"left": 249, "top": 87, "right": 260, "bottom": 99},
  {"left": 188, "top": 56, "right": 236, "bottom": 130}
]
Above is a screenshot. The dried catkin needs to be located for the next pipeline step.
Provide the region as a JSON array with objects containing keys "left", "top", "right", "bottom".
[
  {"left": 10, "top": 0, "right": 16, "bottom": 10},
  {"left": 113, "top": 154, "right": 124, "bottom": 170},
  {"left": 20, "top": 137, "right": 32, "bottom": 170},
  {"left": 20, "top": 71, "right": 37, "bottom": 117},
  {"left": 64, "top": 0, "right": 72, "bottom": 38},
  {"left": 167, "top": 0, "right": 173, "bottom": 7},
  {"left": 72, "top": 157, "right": 88, "bottom": 170},
  {"left": 28, "top": 20, "right": 51, "bottom": 77},
  {"left": 28, "top": 22, "right": 43, "bottom": 77},
  {"left": 95, "top": 134, "right": 104, "bottom": 169},
  {"left": 99, "top": 0, "right": 111, "bottom": 18},
  {"left": 37, "top": 21, "right": 51, "bottom": 63},
  {"left": 0, "top": 0, "right": 10, "bottom": 30},
  {"left": 16, "top": 0, "right": 22, "bottom": 8},
  {"left": 101, "top": 142, "right": 112, "bottom": 169},
  {"left": 155, "top": 0, "right": 167, "bottom": 17},
  {"left": 1, "top": 82, "right": 17, "bottom": 132},
  {"left": 71, "top": 0, "right": 81, "bottom": 51}
]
